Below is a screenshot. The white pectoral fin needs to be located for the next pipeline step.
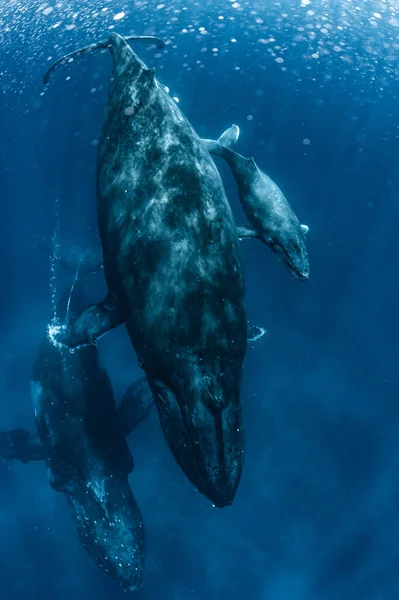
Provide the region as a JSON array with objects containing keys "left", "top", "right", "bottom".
[
  {"left": 300, "top": 224, "right": 309, "bottom": 236},
  {"left": 236, "top": 225, "right": 260, "bottom": 240}
]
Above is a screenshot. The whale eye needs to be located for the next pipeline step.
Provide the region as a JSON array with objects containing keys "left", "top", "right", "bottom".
[{"left": 262, "top": 235, "right": 274, "bottom": 247}]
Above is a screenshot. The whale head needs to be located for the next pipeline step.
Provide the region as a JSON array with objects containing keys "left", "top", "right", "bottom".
[
  {"left": 265, "top": 222, "right": 309, "bottom": 280},
  {"left": 149, "top": 353, "right": 244, "bottom": 509}
]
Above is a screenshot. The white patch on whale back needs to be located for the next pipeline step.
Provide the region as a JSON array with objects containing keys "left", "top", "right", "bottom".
[{"left": 30, "top": 380, "right": 43, "bottom": 418}]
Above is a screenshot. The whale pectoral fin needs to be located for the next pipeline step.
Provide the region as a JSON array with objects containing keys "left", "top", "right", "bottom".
[
  {"left": 236, "top": 225, "right": 260, "bottom": 240},
  {"left": 301, "top": 224, "right": 309, "bottom": 236},
  {"left": 117, "top": 376, "right": 154, "bottom": 438},
  {"left": 54, "top": 294, "right": 125, "bottom": 349},
  {"left": 247, "top": 324, "right": 267, "bottom": 345},
  {"left": 217, "top": 124, "right": 240, "bottom": 148}
]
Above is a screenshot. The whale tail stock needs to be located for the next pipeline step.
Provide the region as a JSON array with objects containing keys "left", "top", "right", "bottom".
[{"left": 43, "top": 33, "right": 166, "bottom": 85}]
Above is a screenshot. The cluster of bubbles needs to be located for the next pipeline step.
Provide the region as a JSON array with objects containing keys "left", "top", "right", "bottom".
[
  {"left": 1, "top": 0, "right": 398, "bottom": 94},
  {"left": 46, "top": 194, "right": 81, "bottom": 353},
  {"left": 46, "top": 195, "right": 66, "bottom": 350}
]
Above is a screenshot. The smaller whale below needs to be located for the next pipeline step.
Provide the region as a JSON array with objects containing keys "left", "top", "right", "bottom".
[
  {"left": 2, "top": 279, "right": 152, "bottom": 591},
  {"left": 203, "top": 125, "right": 310, "bottom": 280},
  {"left": 1, "top": 377, "right": 153, "bottom": 466}
]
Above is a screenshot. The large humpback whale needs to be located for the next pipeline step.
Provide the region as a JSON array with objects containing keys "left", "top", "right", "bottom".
[
  {"left": 18, "top": 282, "right": 147, "bottom": 591},
  {"left": 44, "top": 33, "right": 248, "bottom": 508}
]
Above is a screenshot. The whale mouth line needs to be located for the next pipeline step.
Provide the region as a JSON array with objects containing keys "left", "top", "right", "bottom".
[
  {"left": 169, "top": 383, "right": 230, "bottom": 507},
  {"left": 177, "top": 398, "right": 211, "bottom": 496},
  {"left": 179, "top": 399, "right": 234, "bottom": 508},
  {"left": 277, "top": 245, "right": 309, "bottom": 281}
]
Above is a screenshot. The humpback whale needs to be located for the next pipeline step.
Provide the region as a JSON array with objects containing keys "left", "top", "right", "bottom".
[
  {"left": 13, "top": 282, "right": 148, "bottom": 591},
  {"left": 204, "top": 126, "right": 310, "bottom": 280},
  {"left": 44, "top": 33, "right": 248, "bottom": 508}
]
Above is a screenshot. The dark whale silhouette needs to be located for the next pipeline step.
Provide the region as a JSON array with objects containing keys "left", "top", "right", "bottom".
[
  {"left": 0, "top": 429, "right": 46, "bottom": 463},
  {"left": 1, "top": 378, "right": 153, "bottom": 466},
  {"left": 204, "top": 125, "right": 310, "bottom": 280},
  {"left": 44, "top": 33, "right": 248, "bottom": 508},
  {"left": 12, "top": 281, "right": 150, "bottom": 591}
]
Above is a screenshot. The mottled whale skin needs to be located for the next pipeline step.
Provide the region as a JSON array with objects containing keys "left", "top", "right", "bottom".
[
  {"left": 204, "top": 126, "right": 310, "bottom": 280},
  {"left": 44, "top": 33, "right": 247, "bottom": 508},
  {"left": 39, "top": 236, "right": 266, "bottom": 347},
  {"left": 30, "top": 284, "right": 145, "bottom": 590}
]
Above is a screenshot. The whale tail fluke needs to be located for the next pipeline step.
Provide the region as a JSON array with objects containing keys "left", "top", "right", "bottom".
[
  {"left": 43, "top": 34, "right": 165, "bottom": 85},
  {"left": 202, "top": 124, "right": 240, "bottom": 157}
]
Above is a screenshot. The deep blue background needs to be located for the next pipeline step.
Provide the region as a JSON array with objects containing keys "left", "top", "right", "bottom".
[{"left": 1, "top": 1, "right": 398, "bottom": 598}]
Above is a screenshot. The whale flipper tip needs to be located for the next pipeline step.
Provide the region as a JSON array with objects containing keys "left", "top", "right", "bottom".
[{"left": 300, "top": 224, "right": 309, "bottom": 235}]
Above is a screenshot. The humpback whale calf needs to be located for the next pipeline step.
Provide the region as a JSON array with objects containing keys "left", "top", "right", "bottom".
[
  {"left": 44, "top": 33, "right": 248, "bottom": 508},
  {"left": 203, "top": 126, "right": 310, "bottom": 280},
  {"left": 9, "top": 282, "right": 148, "bottom": 591}
]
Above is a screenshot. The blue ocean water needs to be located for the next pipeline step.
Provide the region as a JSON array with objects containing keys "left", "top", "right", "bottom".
[{"left": 0, "top": 0, "right": 398, "bottom": 598}]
